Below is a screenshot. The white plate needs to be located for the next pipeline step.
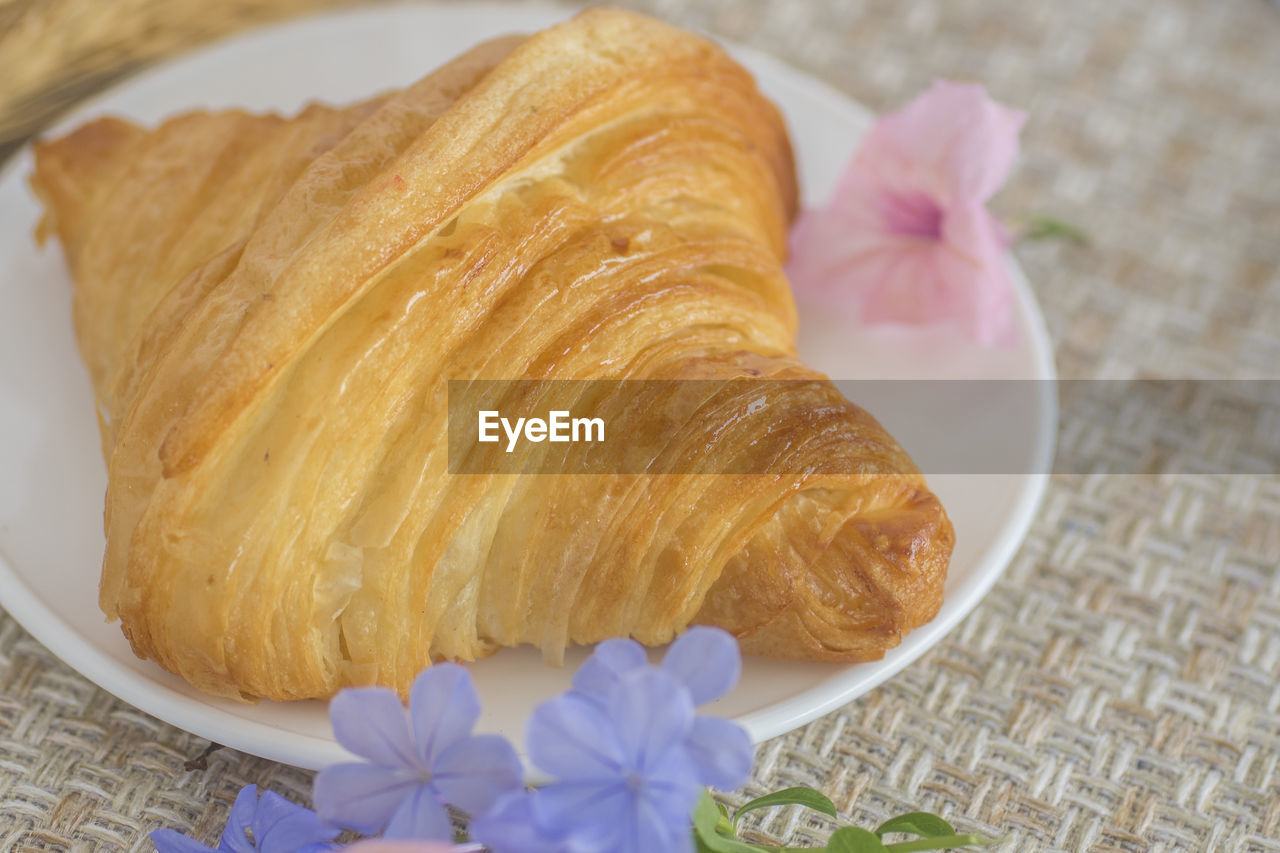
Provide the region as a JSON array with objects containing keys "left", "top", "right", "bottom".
[{"left": 0, "top": 2, "right": 1055, "bottom": 772}]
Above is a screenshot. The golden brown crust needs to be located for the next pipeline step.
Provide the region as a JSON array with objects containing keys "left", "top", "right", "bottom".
[
  {"left": 30, "top": 8, "right": 951, "bottom": 701},
  {"left": 696, "top": 482, "right": 953, "bottom": 662}
]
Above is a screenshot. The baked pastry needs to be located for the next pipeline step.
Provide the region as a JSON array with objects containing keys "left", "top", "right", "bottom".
[{"left": 30, "top": 8, "right": 953, "bottom": 701}]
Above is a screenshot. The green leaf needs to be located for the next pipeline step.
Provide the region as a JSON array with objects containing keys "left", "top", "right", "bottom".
[
  {"left": 693, "top": 789, "right": 721, "bottom": 835},
  {"left": 828, "top": 826, "right": 888, "bottom": 852},
  {"left": 875, "top": 812, "right": 956, "bottom": 839},
  {"left": 716, "top": 800, "right": 734, "bottom": 835},
  {"left": 692, "top": 789, "right": 997, "bottom": 853},
  {"left": 733, "top": 786, "right": 839, "bottom": 829},
  {"left": 1016, "top": 215, "right": 1089, "bottom": 245},
  {"left": 693, "top": 790, "right": 763, "bottom": 853}
]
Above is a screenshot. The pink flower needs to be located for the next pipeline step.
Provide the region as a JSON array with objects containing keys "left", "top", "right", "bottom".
[{"left": 786, "top": 81, "right": 1026, "bottom": 346}]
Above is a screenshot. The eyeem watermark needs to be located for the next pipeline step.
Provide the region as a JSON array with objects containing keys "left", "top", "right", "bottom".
[
  {"left": 447, "top": 379, "right": 1280, "bottom": 475},
  {"left": 477, "top": 410, "right": 605, "bottom": 453}
]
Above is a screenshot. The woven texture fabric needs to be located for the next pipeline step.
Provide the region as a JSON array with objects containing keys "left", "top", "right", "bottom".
[{"left": 1, "top": 0, "right": 1278, "bottom": 849}]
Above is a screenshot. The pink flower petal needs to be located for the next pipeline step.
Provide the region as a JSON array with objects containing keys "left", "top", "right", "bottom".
[
  {"left": 846, "top": 81, "right": 1025, "bottom": 205},
  {"left": 940, "top": 204, "right": 1018, "bottom": 347}
]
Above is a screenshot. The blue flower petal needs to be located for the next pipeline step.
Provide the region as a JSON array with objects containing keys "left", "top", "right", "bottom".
[
  {"left": 293, "top": 844, "right": 340, "bottom": 853},
  {"left": 148, "top": 829, "right": 217, "bottom": 853},
  {"left": 382, "top": 784, "right": 452, "bottom": 840},
  {"left": 527, "top": 693, "right": 625, "bottom": 779},
  {"left": 608, "top": 669, "right": 694, "bottom": 771},
  {"left": 409, "top": 664, "right": 481, "bottom": 767},
  {"left": 625, "top": 794, "right": 695, "bottom": 853},
  {"left": 250, "top": 790, "right": 340, "bottom": 853},
  {"left": 685, "top": 716, "right": 753, "bottom": 790},
  {"left": 471, "top": 790, "right": 577, "bottom": 853},
  {"left": 636, "top": 746, "right": 703, "bottom": 825},
  {"left": 330, "top": 686, "right": 418, "bottom": 768},
  {"left": 531, "top": 780, "right": 628, "bottom": 848},
  {"left": 570, "top": 638, "right": 647, "bottom": 702},
  {"left": 431, "top": 733, "right": 524, "bottom": 816},
  {"left": 313, "top": 761, "right": 421, "bottom": 835},
  {"left": 217, "top": 784, "right": 258, "bottom": 853},
  {"left": 661, "top": 627, "right": 741, "bottom": 706}
]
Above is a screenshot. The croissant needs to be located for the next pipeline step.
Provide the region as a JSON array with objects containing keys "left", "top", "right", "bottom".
[{"left": 29, "top": 8, "right": 954, "bottom": 702}]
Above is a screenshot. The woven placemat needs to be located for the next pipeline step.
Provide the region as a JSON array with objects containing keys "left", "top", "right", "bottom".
[{"left": 2, "top": 0, "right": 1279, "bottom": 850}]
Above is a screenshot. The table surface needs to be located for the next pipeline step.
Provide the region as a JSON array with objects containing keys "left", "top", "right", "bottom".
[{"left": 1, "top": 0, "right": 1278, "bottom": 850}]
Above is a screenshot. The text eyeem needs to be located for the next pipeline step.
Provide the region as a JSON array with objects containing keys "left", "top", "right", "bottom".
[{"left": 478, "top": 410, "right": 605, "bottom": 453}]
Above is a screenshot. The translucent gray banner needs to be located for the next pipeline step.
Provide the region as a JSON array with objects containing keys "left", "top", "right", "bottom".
[{"left": 446, "top": 380, "right": 1279, "bottom": 475}]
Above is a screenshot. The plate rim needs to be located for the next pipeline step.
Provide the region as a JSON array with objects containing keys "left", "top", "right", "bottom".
[{"left": 0, "top": 0, "right": 1057, "bottom": 772}]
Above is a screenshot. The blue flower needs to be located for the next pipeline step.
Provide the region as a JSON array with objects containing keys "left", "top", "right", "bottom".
[
  {"left": 313, "top": 664, "right": 524, "bottom": 840},
  {"left": 524, "top": 670, "right": 701, "bottom": 853},
  {"left": 150, "top": 784, "right": 338, "bottom": 853},
  {"left": 474, "top": 628, "right": 753, "bottom": 853},
  {"left": 570, "top": 627, "right": 753, "bottom": 790}
]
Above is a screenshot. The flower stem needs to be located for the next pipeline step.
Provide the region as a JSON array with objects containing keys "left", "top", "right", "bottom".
[{"left": 1013, "top": 215, "right": 1088, "bottom": 246}]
